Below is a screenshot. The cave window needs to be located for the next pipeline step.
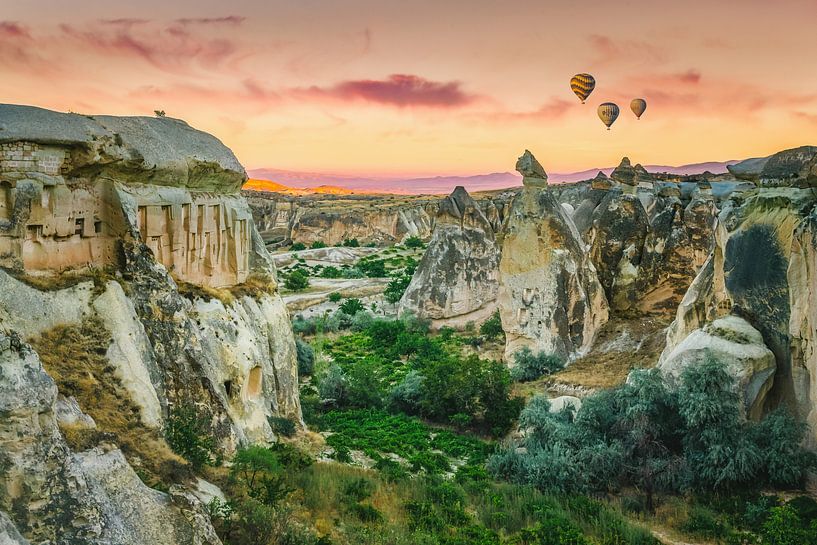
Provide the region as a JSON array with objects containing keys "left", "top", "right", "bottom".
[
  {"left": 74, "top": 218, "right": 85, "bottom": 236},
  {"left": 94, "top": 221, "right": 102, "bottom": 234},
  {"left": 247, "top": 366, "right": 263, "bottom": 400},
  {"left": 224, "top": 380, "right": 233, "bottom": 398}
]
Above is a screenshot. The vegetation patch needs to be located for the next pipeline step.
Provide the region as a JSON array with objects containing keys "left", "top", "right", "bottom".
[{"left": 31, "top": 317, "right": 190, "bottom": 489}]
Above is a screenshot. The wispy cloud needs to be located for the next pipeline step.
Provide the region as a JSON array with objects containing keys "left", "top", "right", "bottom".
[{"left": 295, "top": 74, "right": 477, "bottom": 108}]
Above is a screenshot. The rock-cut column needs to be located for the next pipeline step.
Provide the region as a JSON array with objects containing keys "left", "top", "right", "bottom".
[{"left": 498, "top": 150, "right": 608, "bottom": 362}]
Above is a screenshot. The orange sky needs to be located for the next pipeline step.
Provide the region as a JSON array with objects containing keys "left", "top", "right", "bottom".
[{"left": 2, "top": 0, "right": 817, "bottom": 176}]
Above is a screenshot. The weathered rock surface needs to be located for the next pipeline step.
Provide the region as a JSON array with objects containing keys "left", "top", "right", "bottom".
[
  {"left": 0, "top": 105, "right": 301, "bottom": 543},
  {"left": 498, "top": 154, "right": 608, "bottom": 361},
  {"left": 728, "top": 146, "right": 817, "bottom": 187},
  {"left": 662, "top": 185, "right": 817, "bottom": 443},
  {"left": 0, "top": 329, "right": 220, "bottom": 545},
  {"left": 516, "top": 149, "right": 548, "bottom": 188},
  {"left": 658, "top": 315, "right": 776, "bottom": 419},
  {"left": 399, "top": 186, "right": 500, "bottom": 326}
]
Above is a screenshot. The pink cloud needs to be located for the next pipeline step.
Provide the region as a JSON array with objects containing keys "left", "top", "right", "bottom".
[
  {"left": 0, "top": 21, "right": 31, "bottom": 39},
  {"left": 486, "top": 97, "right": 574, "bottom": 122},
  {"left": 297, "top": 74, "right": 476, "bottom": 108},
  {"left": 174, "top": 16, "right": 245, "bottom": 25}
]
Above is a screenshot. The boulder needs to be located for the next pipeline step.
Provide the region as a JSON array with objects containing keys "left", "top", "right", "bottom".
[
  {"left": 516, "top": 149, "right": 548, "bottom": 188},
  {"left": 548, "top": 395, "right": 582, "bottom": 414},
  {"left": 658, "top": 315, "right": 776, "bottom": 419}
]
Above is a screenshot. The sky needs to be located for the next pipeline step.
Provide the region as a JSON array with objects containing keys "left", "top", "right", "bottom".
[{"left": 2, "top": 0, "right": 817, "bottom": 178}]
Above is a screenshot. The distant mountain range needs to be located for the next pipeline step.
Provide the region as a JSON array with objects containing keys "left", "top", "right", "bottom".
[{"left": 247, "top": 160, "right": 741, "bottom": 195}]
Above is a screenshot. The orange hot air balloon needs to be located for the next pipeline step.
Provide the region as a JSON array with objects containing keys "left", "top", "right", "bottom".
[
  {"left": 570, "top": 73, "right": 595, "bottom": 104},
  {"left": 597, "top": 102, "right": 620, "bottom": 130},
  {"left": 630, "top": 98, "right": 647, "bottom": 119}
]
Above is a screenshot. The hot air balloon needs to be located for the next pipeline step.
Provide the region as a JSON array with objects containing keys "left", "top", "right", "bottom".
[
  {"left": 597, "top": 102, "right": 620, "bottom": 130},
  {"left": 630, "top": 98, "right": 647, "bottom": 119},
  {"left": 570, "top": 73, "right": 595, "bottom": 104}
]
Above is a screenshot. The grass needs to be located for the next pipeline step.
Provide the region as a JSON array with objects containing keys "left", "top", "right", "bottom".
[
  {"left": 4, "top": 265, "right": 119, "bottom": 295},
  {"left": 30, "top": 317, "right": 190, "bottom": 490},
  {"left": 317, "top": 409, "right": 492, "bottom": 472},
  {"left": 175, "top": 272, "right": 277, "bottom": 306}
]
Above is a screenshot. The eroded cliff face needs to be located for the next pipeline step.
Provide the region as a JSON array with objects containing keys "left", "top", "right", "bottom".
[
  {"left": 0, "top": 104, "right": 302, "bottom": 543},
  {"left": 497, "top": 154, "right": 609, "bottom": 362},
  {"left": 398, "top": 186, "right": 500, "bottom": 326},
  {"left": 660, "top": 173, "right": 817, "bottom": 442}
]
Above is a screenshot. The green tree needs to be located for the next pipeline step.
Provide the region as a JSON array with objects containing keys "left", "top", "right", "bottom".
[
  {"left": 164, "top": 405, "right": 217, "bottom": 470},
  {"left": 510, "top": 347, "right": 564, "bottom": 382},
  {"left": 231, "top": 446, "right": 293, "bottom": 506},
  {"left": 310, "top": 240, "right": 327, "bottom": 249},
  {"left": 404, "top": 236, "right": 424, "bottom": 249},
  {"left": 290, "top": 242, "right": 306, "bottom": 251},
  {"left": 339, "top": 298, "right": 365, "bottom": 316},
  {"left": 295, "top": 338, "right": 315, "bottom": 376},
  {"left": 284, "top": 270, "right": 310, "bottom": 291},
  {"left": 384, "top": 274, "right": 411, "bottom": 304},
  {"left": 479, "top": 311, "right": 504, "bottom": 341}
]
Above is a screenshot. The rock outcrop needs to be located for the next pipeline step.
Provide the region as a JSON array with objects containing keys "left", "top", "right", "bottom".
[
  {"left": 0, "top": 105, "right": 302, "bottom": 543},
  {"left": 728, "top": 146, "right": 817, "bottom": 187},
  {"left": 498, "top": 152, "right": 608, "bottom": 362},
  {"left": 658, "top": 315, "right": 776, "bottom": 419},
  {"left": 399, "top": 186, "right": 500, "bottom": 326},
  {"left": 661, "top": 184, "right": 817, "bottom": 443}
]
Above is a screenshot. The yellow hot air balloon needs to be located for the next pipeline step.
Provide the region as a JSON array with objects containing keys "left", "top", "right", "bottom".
[
  {"left": 570, "top": 73, "right": 595, "bottom": 104},
  {"left": 630, "top": 98, "right": 647, "bottom": 119},
  {"left": 597, "top": 102, "right": 620, "bottom": 130}
]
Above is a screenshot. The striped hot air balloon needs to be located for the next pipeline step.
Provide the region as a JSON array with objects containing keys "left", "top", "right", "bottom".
[
  {"left": 570, "top": 73, "right": 595, "bottom": 104},
  {"left": 630, "top": 98, "right": 647, "bottom": 119},
  {"left": 597, "top": 102, "right": 620, "bottom": 130}
]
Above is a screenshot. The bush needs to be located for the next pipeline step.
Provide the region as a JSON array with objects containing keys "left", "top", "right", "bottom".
[
  {"left": 292, "top": 315, "right": 317, "bottom": 336},
  {"left": 761, "top": 505, "right": 809, "bottom": 545},
  {"left": 479, "top": 311, "right": 504, "bottom": 341},
  {"left": 284, "top": 270, "right": 310, "bottom": 291},
  {"left": 164, "top": 405, "right": 217, "bottom": 470},
  {"left": 342, "top": 238, "right": 360, "bottom": 247},
  {"left": 510, "top": 347, "right": 564, "bottom": 382},
  {"left": 341, "top": 267, "right": 364, "bottom": 279},
  {"left": 384, "top": 274, "right": 411, "bottom": 304},
  {"left": 296, "top": 338, "right": 315, "bottom": 376},
  {"left": 269, "top": 416, "right": 297, "bottom": 438},
  {"left": 328, "top": 292, "right": 342, "bottom": 302},
  {"left": 290, "top": 242, "right": 306, "bottom": 251},
  {"left": 339, "top": 298, "right": 365, "bottom": 316},
  {"left": 389, "top": 370, "right": 425, "bottom": 415},
  {"left": 318, "top": 364, "right": 348, "bottom": 405},
  {"left": 679, "top": 506, "right": 728, "bottom": 539},
  {"left": 310, "top": 241, "right": 327, "bottom": 249},
  {"left": 404, "top": 236, "right": 424, "bottom": 249},
  {"left": 359, "top": 259, "right": 387, "bottom": 278},
  {"left": 320, "top": 266, "right": 343, "bottom": 279}
]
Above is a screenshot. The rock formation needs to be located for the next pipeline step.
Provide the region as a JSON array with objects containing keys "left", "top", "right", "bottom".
[
  {"left": 0, "top": 105, "right": 302, "bottom": 542},
  {"left": 728, "top": 145, "right": 817, "bottom": 187},
  {"left": 661, "top": 183, "right": 817, "bottom": 443},
  {"left": 498, "top": 151, "right": 608, "bottom": 362},
  {"left": 399, "top": 186, "right": 500, "bottom": 326}
]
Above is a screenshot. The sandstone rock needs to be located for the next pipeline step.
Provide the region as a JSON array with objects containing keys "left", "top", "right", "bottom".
[
  {"left": 611, "top": 157, "right": 654, "bottom": 191},
  {"left": 516, "top": 149, "right": 548, "bottom": 188},
  {"left": 591, "top": 171, "right": 613, "bottom": 190},
  {"left": 0, "top": 512, "right": 29, "bottom": 545},
  {"left": 586, "top": 192, "right": 650, "bottom": 311},
  {"left": 55, "top": 395, "right": 97, "bottom": 429},
  {"left": 498, "top": 185, "right": 608, "bottom": 361},
  {"left": 0, "top": 104, "right": 245, "bottom": 192},
  {"left": 0, "top": 329, "right": 220, "bottom": 544},
  {"left": 548, "top": 395, "right": 582, "bottom": 414},
  {"left": 658, "top": 315, "right": 776, "bottom": 419},
  {"left": 728, "top": 145, "right": 817, "bottom": 187},
  {"left": 399, "top": 187, "right": 500, "bottom": 326}
]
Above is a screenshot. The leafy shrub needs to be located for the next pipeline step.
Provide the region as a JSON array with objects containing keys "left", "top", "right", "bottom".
[
  {"left": 341, "top": 267, "right": 364, "bottom": 279},
  {"left": 232, "top": 446, "right": 293, "bottom": 506},
  {"left": 284, "top": 270, "right": 310, "bottom": 291},
  {"left": 384, "top": 274, "right": 411, "bottom": 304},
  {"left": 310, "top": 241, "right": 327, "bottom": 249},
  {"left": 268, "top": 416, "right": 297, "bottom": 438},
  {"left": 343, "top": 477, "right": 374, "bottom": 502},
  {"left": 320, "top": 266, "right": 343, "bottom": 279},
  {"left": 679, "top": 506, "right": 728, "bottom": 539},
  {"left": 359, "top": 259, "right": 387, "bottom": 277},
  {"left": 328, "top": 291, "right": 342, "bottom": 302},
  {"left": 339, "top": 298, "right": 365, "bottom": 316},
  {"left": 389, "top": 370, "right": 425, "bottom": 414},
  {"left": 510, "top": 347, "right": 564, "bottom": 382},
  {"left": 342, "top": 238, "right": 360, "bottom": 247},
  {"left": 164, "top": 405, "right": 217, "bottom": 470},
  {"left": 296, "top": 338, "right": 315, "bottom": 376},
  {"left": 479, "top": 311, "right": 504, "bottom": 341},
  {"left": 292, "top": 315, "right": 317, "bottom": 336},
  {"left": 404, "top": 236, "right": 424, "bottom": 249},
  {"left": 290, "top": 242, "right": 306, "bottom": 251},
  {"left": 318, "top": 364, "right": 348, "bottom": 405},
  {"left": 761, "top": 505, "right": 810, "bottom": 545},
  {"left": 348, "top": 502, "right": 383, "bottom": 523}
]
